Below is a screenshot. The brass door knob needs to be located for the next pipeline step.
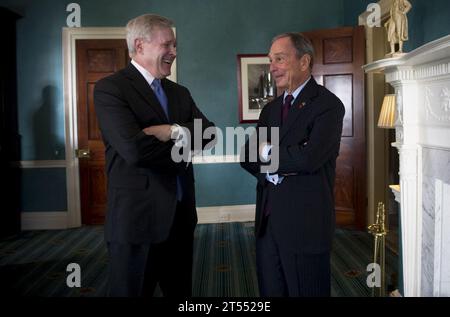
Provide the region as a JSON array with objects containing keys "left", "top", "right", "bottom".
[{"left": 76, "top": 149, "right": 91, "bottom": 159}]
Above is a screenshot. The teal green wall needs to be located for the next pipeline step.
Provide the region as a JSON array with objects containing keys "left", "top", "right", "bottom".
[
  {"left": 20, "top": 169, "right": 67, "bottom": 212},
  {"left": 194, "top": 164, "right": 257, "bottom": 206},
  {"left": 1, "top": 0, "right": 346, "bottom": 210},
  {"left": 416, "top": 0, "right": 450, "bottom": 49},
  {"left": 343, "top": 0, "right": 450, "bottom": 51},
  {"left": 2, "top": 0, "right": 449, "bottom": 211},
  {"left": 2, "top": 0, "right": 345, "bottom": 161}
]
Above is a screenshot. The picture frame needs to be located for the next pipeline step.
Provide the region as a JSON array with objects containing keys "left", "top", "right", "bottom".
[{"left": 237, "top": 54, "right": 277, "bottom": 123}]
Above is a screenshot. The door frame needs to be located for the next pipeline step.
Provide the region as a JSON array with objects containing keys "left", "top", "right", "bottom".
[
  {"left": 358, "top": 0, "right": 391, "bottom": 226},
  {"left": 63, "top": 27, "right": 127, "bottom": 228}
]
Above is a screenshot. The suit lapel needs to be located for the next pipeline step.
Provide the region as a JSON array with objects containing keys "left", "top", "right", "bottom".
[
  {"left": 279, "top": 77, "right": 319, "bottom": 142},
  {"left": 269, "top": 95, "right": 283, "bottom": 128},
  {"left": 123, "top": 64, "right": 169, "bottom": 123}
]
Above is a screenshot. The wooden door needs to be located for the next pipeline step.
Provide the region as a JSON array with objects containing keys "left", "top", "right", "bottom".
[
  {"left": 76, "top": 39, "right": 129, "bottom": 225},
  {"left": 303, "top": 26, "right": 366, "bottom": 229}
]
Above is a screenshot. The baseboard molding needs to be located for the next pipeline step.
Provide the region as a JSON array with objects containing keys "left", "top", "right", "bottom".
[
  {"left": 13, "top": 160, "right": 66, "bottom": 169},
  {"left": 21, "top": 212, "right": 69, "bottom": 231},
  {"left": 13, "top": 156, "right": 240, "bottom": 170},
  {"left": 20, "top": 205, "right": 256, "bottom": 230},
  {"left": 197, "top": 204, "right": 255, "bottom": 224},
  {"left": 192, "top": 155, "right": 240, "bottom": 164}
]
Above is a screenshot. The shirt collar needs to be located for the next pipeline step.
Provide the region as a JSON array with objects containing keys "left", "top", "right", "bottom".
[
  {"left": 283, "top": 76, "right": 311, "bottom": 103},
  {"left": 131, "top": 59, "right": 157, "bottom": 87}
]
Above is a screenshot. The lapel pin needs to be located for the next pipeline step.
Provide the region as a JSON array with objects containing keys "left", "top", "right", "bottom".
[{"left": 298, "top": 101, "right": 307, "bottom": 109}]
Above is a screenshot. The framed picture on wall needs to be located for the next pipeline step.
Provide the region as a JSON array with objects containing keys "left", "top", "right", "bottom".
[{"left": 237, "top": 54, "right": 277, "bottom": 123}]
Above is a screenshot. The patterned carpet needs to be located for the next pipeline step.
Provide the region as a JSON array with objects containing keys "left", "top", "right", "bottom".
[{"left": 0, "top": 222, "right": 398, "bottom": 297}]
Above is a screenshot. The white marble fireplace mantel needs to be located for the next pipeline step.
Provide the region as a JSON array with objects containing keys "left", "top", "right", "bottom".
[{"left": 363, "top": 35, "right": 450, "bottom": 297}]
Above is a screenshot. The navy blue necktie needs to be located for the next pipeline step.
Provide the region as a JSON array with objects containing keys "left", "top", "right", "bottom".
[
  {"left": 151, "top": 79, "right": 183, "bottom": 201},
  {"left": 151, "top": 79, "right": 169, "bottom": 118}
]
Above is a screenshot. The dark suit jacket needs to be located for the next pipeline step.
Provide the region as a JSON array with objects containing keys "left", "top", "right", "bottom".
[
  {"left": 241, "top": 77, "right": 345, "bottom": 254},
  {"left": 94, "top": 63, "right": 215, "bottom": 245}
]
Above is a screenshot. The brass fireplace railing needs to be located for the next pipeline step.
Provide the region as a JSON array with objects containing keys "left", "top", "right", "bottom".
[{"left": 368, "top": 202, "right": 389, "bottom": 297}]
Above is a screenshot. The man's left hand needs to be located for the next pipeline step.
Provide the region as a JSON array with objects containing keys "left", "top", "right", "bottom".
[
  {"left": 143, "top": 124, "right": 172, "bottom": 142},
  {"left": 259, "top": 142, "right": 271, "bottom": 162}
]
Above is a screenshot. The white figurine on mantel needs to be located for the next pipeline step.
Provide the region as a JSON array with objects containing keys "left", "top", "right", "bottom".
[{"left": 385, "top": 0, "right": 412, "bottom": 57}]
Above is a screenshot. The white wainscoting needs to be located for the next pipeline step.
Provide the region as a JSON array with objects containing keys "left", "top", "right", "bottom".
[
  {"left": 16, "top": 155, "right": 245, "bottom": 229},
  {"left": 16, "top": 155, "right": 240, "bottom": 169},
  {"left": 12, "top": 160, "right": 66, "bottom": 169},
  {"left": 21, "top": 212, "right": 69, "bottom": 231},
  {"left": 197, "top": 204, "right": 255, "bottom": 224},
  {"left": 20, "top": 204, "right": 256, "bottom": 230}
]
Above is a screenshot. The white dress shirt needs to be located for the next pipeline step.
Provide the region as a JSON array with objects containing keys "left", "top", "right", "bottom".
[{"left": 131, "top": 60, "right": 187, "bottom": 147}]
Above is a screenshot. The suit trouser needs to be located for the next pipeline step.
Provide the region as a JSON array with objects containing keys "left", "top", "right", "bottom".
[
  {"left": 106, "top": 202, "right": 194, "bottom": 297},
  {"left": 256, "top": 216, "right": 331, "bottom": 297}
]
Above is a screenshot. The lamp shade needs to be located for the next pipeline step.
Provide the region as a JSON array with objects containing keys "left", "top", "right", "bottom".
[{"left": 378, "top": 94, "right": 396, "bottom": 129}]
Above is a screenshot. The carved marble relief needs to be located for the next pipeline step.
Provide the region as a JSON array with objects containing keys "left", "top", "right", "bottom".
[{"left": 425, "top": 86, "right": 450, "bottom": 124}]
